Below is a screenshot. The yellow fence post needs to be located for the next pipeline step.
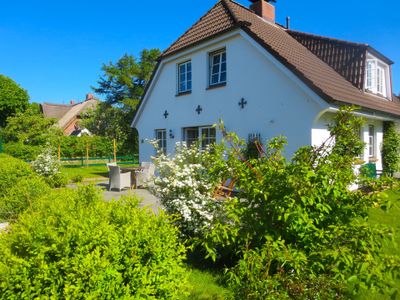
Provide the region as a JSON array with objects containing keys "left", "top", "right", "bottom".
[
  {"left": 58, "top": 144, "right": 61, "bottom": 161},
  {"left": 86, "top": 143, "right": 89, "bottom": 167},
  {"left": 113, "top": 139, "right": 117, "bottom": 162}
]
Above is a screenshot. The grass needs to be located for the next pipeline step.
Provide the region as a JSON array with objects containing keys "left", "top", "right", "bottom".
[
  {"left": 185, "top": 269, "right": 232, "bottom": 300},
  {"left": 60, "top": 163, "right": 138, "bottom": 181},
  {"left": 357, "top": 188, "right": 400, "bottom": 300}
]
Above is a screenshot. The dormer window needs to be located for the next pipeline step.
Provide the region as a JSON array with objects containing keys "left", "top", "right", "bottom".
[{"left": 365, "top": 56, "right": 389, "bottom": 98}]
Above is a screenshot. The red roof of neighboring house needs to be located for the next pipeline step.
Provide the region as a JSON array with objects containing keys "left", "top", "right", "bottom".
[
  {"left": 160, "top": 0, "right": 400, "bottom": 117},
  {"left": 41, "top": 96, "right": 98, "bottom": 134}
]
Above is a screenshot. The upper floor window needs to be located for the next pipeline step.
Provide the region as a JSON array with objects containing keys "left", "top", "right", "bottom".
[
  {"left": 178, "top": 61, "right": 192, "bottom": 94},
  {"left": 365, "top": 58, "right": 388, "bottom": 98},
  {"left": 209, "top": 50, "right": 226, "bottom": 87}
]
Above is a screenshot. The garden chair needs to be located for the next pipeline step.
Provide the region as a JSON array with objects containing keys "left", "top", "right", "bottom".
[
  {"left": 108, "top": 165, "right": 131, "bottom": 191},
  {"left": 106, "top": 162, "right": 117, "bottom": 169},
  {"left": 213, "top": 178, "right": 237, "bottom": 199},
  {"left": 135, "top": 162, "right": 155, "bottom": 188}
]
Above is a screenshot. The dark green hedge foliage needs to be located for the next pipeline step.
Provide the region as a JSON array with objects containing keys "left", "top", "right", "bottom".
[{"left": 0, "top": 185, "right": 189, "bottom": 299}]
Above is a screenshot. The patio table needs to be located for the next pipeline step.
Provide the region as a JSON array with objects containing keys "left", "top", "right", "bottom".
[{"left": 120, "top": 166, "right": 144, "bottom": 188}]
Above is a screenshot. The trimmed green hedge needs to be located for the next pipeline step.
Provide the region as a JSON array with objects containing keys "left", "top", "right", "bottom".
[
  {"left": 0, "top": 186, "right": 189, "bottom": 298},
  {"left": 0, "top": 154, "right": 50, "bottom": 221}
]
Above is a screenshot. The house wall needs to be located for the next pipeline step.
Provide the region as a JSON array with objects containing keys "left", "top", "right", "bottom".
[{"left": 135, "top": 32, "right": 328, "bottom": 162}]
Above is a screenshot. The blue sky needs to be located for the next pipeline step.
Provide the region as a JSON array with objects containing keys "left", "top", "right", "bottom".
[{"left": 1, "top": 0, "right": 399, "bottom": 104}]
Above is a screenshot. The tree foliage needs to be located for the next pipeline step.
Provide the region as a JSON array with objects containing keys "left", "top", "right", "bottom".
[
  {"left": 86, "top": 49, "right": 160, "bottom": 155},
  {"left": 93, "top": 49, "right": 160, "bottom": 107},
  {"left": 0, "top": 74, "right": 29, "bottom": 127},
  {"left": 382, "top": 121, "right": 400, "bottom": 176},
  {"left": 1, "top": 105, "right": 62, "bottom": 160}
]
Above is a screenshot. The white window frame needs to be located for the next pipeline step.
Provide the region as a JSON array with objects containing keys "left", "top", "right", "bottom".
[
  {"left": 155, "top": 129, "right": 167, "bottom": 155},
  {"left": 177, "top": 61, "right": 192, "bottom": 94},
  {"left": 368, "top": 125, "right": 375, "bottom": 158},
  {"left": 365, "top": 56, "right": 388, "bottom": 98},
  {"left": 209, "top": 49, "right": 227, "bottom": 87},
  {"left": 183, "top": 126, "right": 216, "bottom": 149}
]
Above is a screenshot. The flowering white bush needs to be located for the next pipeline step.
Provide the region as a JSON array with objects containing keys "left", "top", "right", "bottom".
[
  {"left": 31, "top": 146, "right": 60, "bottom": 177},
  {"left": 150, "top": 141, "right": 224, "bottom": 236}
]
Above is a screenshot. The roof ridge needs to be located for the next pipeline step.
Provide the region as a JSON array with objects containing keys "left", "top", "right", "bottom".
[
  {"left": 288, "top": 29, "right": 369, "bottom": 48},
  {"left": 162, "top": 1, "right": 229, "bottom": 56},
  {"left": 220, "top": 0, "right": 240, "bottom": 24}
]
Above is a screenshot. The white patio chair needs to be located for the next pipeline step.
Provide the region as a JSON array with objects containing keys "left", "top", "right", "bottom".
[
  {"left": 108, "top": 165, "right": 131, "bottom": 191},
  {"left": 135, "top": 162, "right": 155, "bottom": 188},
  {"left": 106, "top": 162, "right": 117, "bottom": 169}
]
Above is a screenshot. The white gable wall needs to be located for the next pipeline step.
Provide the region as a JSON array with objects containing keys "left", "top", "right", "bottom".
[{"left": 135, "top": 31, "right": 330, "bottom": 162}]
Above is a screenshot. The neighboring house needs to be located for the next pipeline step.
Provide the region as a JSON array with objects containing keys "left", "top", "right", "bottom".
[
  {"left": 41, "top": 94, "right": 99, "bottom": 136},
  {"left": 131, "top": 0, "right": 400, "bottom": 171}
]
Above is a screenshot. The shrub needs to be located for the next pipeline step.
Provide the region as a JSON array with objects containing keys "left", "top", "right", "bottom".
[
  {"left": 71, "top": 174, "right": 84, "bottom": 183},
  {"left": 0, "top": 185, "right": 189, "bottom": 298},
  {"left": 0, "top": 177, "right": 50, "bottom": 221},
  {"left": 150, "top": 141, "right": 226, "bottom": 237},
  {"left": 31, "top": 146, "right": 60, "bottom": 177},
  {"left": 3, "top": 142, "right": 41, "bottom": 160},
  {"left": 44, "top": 172, "right": 69, "bottom": 188},
  {"left": 186, "top": 108, "right": 399, "bottom": 298},
  {"left": 382, "top": 121, "right": 400, "bottom": 176},
  {"left": 0, "top": 154, "right": 34, "bottom": 198}
]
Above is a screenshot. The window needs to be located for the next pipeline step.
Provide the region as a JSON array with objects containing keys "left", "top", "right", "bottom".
[
  {"left": 155, "top": 129, "right": 167, "bottom": 155},
  {"left": 365, "top": 58, "right": 387, "bottom": 97},
  {"left": 377, "top": 66, "right": 384, "bottom": 94},
  {"left": 184, "top": 126, "right": 216, "bottom": 149},
  {"left": 209, "top": 50, "right": 226, "bottom": 87},
  {"left": 201, "top": 127, "right": 216, "bottom": 149},
  {"left": 177, "top": 61, "right": 192, "bottom": 94},
  {"left": 368, "top": 125, "right": 375, "bottom": 157}
]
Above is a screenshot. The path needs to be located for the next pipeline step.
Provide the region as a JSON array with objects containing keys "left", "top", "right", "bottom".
[{"left": 95, "top": 182, "right": 163, "bottom": 215}]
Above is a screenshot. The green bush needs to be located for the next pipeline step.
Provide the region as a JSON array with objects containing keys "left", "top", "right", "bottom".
[
  {"left": 3, "top": 142, "right": 41, "bottom": 160},
  {"left": 0, "top": 154, "right": 34, "bottom": 198},
  {"left": 382, "top": 121, "right": 400, "bottom": 176},
  {"left": 0, "top": 177, "right": 50, "bottom": 221},
  {"left": 0, "top": 185, "right": 189, "bottom": 299},
  {"left": 191, "top": 108, "right": 400, "bottom": 298},
  {"left": 71, "top": 174, "right": 84, "bottom": 183}
]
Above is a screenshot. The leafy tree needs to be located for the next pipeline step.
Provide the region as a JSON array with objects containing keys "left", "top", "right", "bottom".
[
  {"left": 2, "top": 105, "right": 61, "bottom": 146},
  {"left": 0, "top": 74, "right": 29, "bottom": 127},
  {"left": 87, "top": 49, "right": 160, "bottom": 155},
  {"left": 93, "top": 49, "right": 160, "bottom": 107},
  {"left": 1, "top": 105, "right": 62, "bottom": 159}
]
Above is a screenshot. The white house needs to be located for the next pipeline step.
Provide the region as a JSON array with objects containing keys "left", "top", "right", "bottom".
[{"left": 131, "top": 0, "right": 400, "bottom": 171}]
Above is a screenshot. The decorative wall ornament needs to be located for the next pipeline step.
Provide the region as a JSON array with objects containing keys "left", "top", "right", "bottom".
[
  {"left": 239, "top": 98, "right": 247, "bottom": 109},
  {"left": 169, "top": 129, "right": 175, "bottom": 139},
  {"left": 163, "top": 110, "right": 169, "bottom": 119},
  {"left": 196, "top": 105, "right": 203, "bottom": 115}
]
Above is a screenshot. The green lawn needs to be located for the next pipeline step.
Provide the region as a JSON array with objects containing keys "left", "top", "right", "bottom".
[
  {"left": 60, "top": 163, "right": 138, "bottom": 181},
  {"left": 185, "top": 269, "right": 232, "bottom": 300}
]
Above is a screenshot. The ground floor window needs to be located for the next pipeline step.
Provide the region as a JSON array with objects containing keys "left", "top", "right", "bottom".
[
  {"left": 155, "top": 129, "right": 167, "bottom": 155},
  {"left": 183, "top": 126, "right": 216, "bottom": 149},
  {"left": 368, "top": 125, "right": 375, "bottom": 157}
]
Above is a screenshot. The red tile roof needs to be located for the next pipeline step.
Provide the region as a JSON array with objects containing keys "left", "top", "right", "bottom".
[{"left": 160, "top": 0, "right": 400, "bottom": 117}]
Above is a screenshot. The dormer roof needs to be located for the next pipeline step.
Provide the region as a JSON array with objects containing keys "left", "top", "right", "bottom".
[{"left": 159, "top": 0, "right": 400, "bottom": 117}]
